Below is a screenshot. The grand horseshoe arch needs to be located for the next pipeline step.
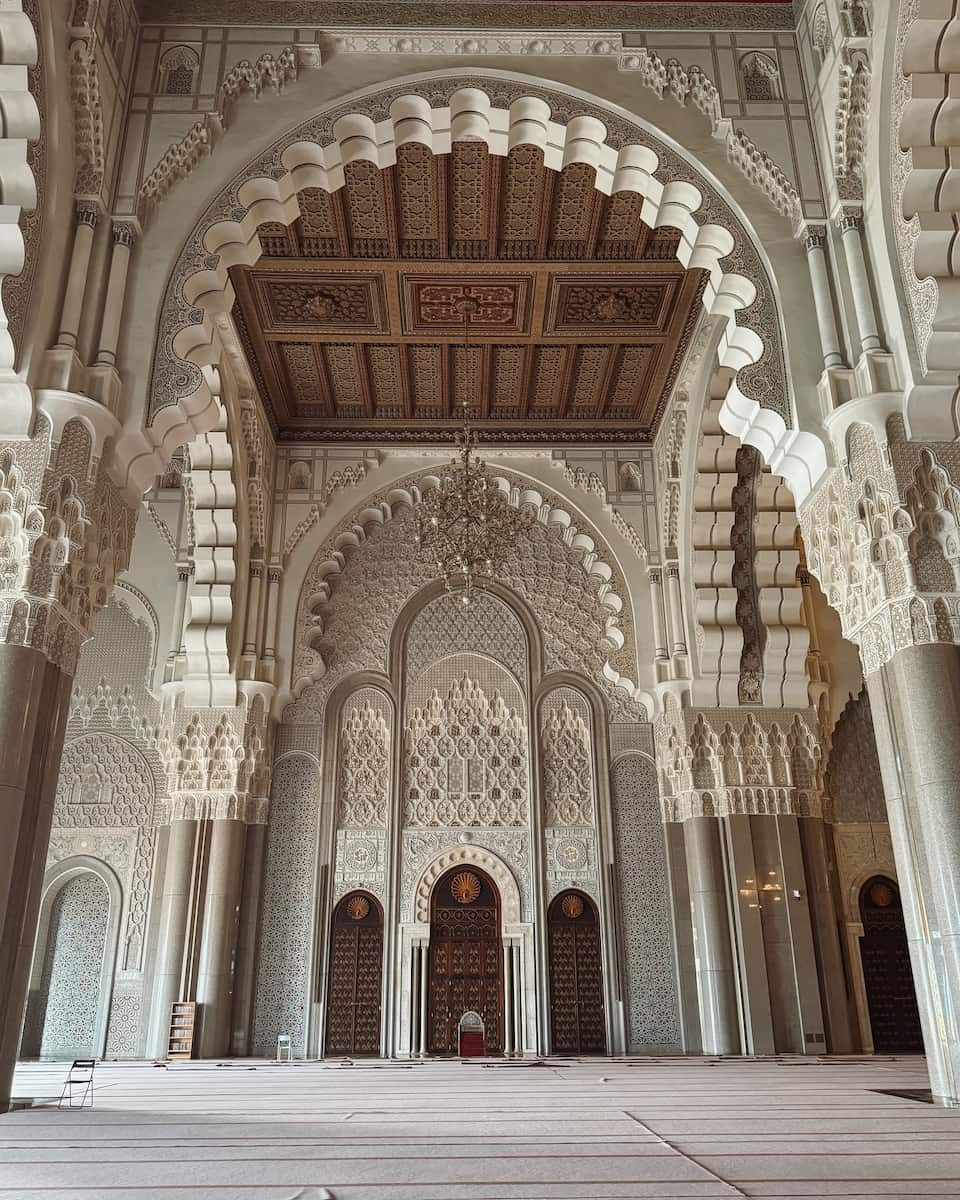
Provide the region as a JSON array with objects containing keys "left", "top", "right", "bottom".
[{"left": 116, "top": 70, "right": 827, "bottom": 503}]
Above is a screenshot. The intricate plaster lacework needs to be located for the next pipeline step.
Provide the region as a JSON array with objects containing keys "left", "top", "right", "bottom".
[
  {"left": 610, "top": 754, "right": 682, "bottom": 1050},
  {"left": 253, "top": 753, "right": 320, "bottom": 1057},
  {"left": 404, "top": 674, "right": 528, "bottom": 828},
  {"left": 540, "top": 695, "right": 594, "bottom": 827},
  {"left": 338, "top": 691, "right": 391, "bottom": 829},
  {"left": 406, "top": 590, "right": 527, "bottom": 686},
  {"left": 32, "top": 874, "right": 109, "bottom": 1060}
]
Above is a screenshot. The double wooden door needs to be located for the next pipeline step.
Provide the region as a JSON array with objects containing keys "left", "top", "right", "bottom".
[
  {"left": 428, "top": 867, "right": 503, "bottom": 1055},
  {"left": 859, "top": 877, "right": 923, "bottom": 1053},
  {"left": 548, "top": 890, "right": 606, "bottom": 1055},
  {"left": 325, "top": 891, "right": 383, "bottom": 1057}
]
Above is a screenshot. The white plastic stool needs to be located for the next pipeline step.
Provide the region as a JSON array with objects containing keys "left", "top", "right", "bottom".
[{"left": 276, "top": 1034, "right": 292, "bottom": 1062}]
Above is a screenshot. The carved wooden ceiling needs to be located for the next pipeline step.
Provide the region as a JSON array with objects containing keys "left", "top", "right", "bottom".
[{"left": 231, "top": 142, "right": 707, "bottom": 443}]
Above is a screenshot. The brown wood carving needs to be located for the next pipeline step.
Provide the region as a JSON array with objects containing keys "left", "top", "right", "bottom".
[
  {"left": 859, "top": 876, "right": 924, "bottom": 1054},
  {"left": 548, "top": 890, "right": 606, "bottom": 1055},
  {"left": 229, "top": 142, "right": 705, "bottom": 442},
  {"left": 325, "top": 890, "right": 383, "bottom": 1057},
  {"left": 428, "top": 866, "right": 504, "bottom": 1055}
]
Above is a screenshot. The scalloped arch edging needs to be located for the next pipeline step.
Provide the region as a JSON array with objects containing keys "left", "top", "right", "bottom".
[
  {"left": 413, "top": 844, "right": 522, "bottom": 925},
  {"left": 293, "top": 467, "right": 646, "bottom": 710},
  {"left": 118, "top": 77, "right": 828, "bottom": 505},
  {"left": 0, "top": 2, "right": 40, "bottom": 431}
]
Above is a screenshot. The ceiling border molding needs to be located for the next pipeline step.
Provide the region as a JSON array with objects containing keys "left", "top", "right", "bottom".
[
  {"left": 115, "top": 72, "right": 826, "bottom": 506},
  {"left": 131, "top": 2, "right": 797, "bottom": 33}
]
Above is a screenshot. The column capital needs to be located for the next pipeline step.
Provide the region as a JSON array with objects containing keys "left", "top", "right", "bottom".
[
  {"left": 111, "top": 219, "right": 140, "bottom": 248},
  {"left": 800, "top": 223, "right": 828, "bottom": 252},
  {"left": 665, "top": 563, "right": 680, "bottom": 580},
  {"left": 267, "top": 565, "right": 283, "bottom": 585},
  {"left": 249, "top": 560, "right": 266, "bottom": 580},
  {"left": 648, "top": 567, "right": 663, "bottom": 585},
  {"left": 836, "top": 206, "right": 864, "bottom": 235},
  {"left": 75, "top": 202, "right": 101, "bottom": 229}
]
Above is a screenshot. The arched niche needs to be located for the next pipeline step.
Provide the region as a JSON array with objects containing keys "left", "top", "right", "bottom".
[{"left": 21, "top": 856, "right": 123, "bottom": 1061}]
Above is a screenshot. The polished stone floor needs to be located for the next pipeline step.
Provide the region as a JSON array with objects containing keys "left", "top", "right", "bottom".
[{"left": 1, "top": 1056, "right": 954, "bottom": 1199}]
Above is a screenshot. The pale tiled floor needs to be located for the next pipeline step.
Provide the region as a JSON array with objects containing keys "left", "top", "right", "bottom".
[{"left": 1, "top": 1055, "right": 954, "bottom": 1199}]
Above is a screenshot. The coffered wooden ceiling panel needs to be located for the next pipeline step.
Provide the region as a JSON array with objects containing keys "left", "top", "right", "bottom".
[{"left": 231, "top": 142, "right": 707, "bottom": 443}]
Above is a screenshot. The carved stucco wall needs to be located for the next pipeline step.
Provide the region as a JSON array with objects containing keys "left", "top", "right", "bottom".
[
  {"left": 825, "top": 689, "right": 887, "bottom": 824},
  {"left": 333, "top": 687, "right": 391, "bottom": 905},
  {"left": 253, "top": 753, "right": 321, "bottom": 1057},
  {"left": 541, "top": 687, "right": 601, "bottom": 904},
  {"left": 611, "top": 753, "right": 682, "bottom": 1051},
  {"left": 24, "top": 873, "right": 110, "bottom": 1060}
]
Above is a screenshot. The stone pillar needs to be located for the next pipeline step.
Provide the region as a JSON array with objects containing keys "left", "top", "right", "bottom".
[
  {"left": 419, "top": 942, "right": 428, "bottom": 1057},
  {"left": 837, "top": 209, "right": 884, "bottom": 354},
  {"left": 512, "top": 943, "right": 523, "bottom": 1053},
  {"left": 54, "top": 203, "right": 100, "bottom": 351},
  {"left": 867, "top": 643, "right": 960, "bottom": 1104},
  {"left": 798, "top": 817, "right": 856, "bottom": 1053},
  {"left": 649, "top": 569, "right": 669, "bottom": 662},
  {"left": 93, "top": 221, "right": 137, "bottom": 370},
  {"left": 684, "top": 815, "right": 740, "bottom": 1054},
  {"left": 242, "top": 562, "right": 265, "bottom": 657},
  {"left": 665, "top": 564, "right": 687, "bottom": 657},
  {"left": 196, "top": 818, "right": 247, "bottom": 1058},
  {"left": 723, "top": 814, "right": 775, "bottom": 1054},
  {"left": 230, "top": 822, "right": 266, "bottom": 1055},
  {"left": 261, "top": 566, "right": 282, "bottom": 682},
  {"left": 147, "top": 819, "right": 198, "bottom": 1059},
  {"left": 165, "top": 563, "right": 191, "bottom": 682},
  {"left": 801, "top": 225, "right": 845, "bottom": 369},
  {"left": 503, "top": 942, "right": 513, "bottom": 1055},
  {"left": 0, "top": 646, "right": 73, "bottom": 1110}
]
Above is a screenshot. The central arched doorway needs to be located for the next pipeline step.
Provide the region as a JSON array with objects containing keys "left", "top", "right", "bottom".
[
  {"left": 428, "top": 866, "right": 503, "bottom": 1055},
  {"left": 859, "top": 877, "right": 923, "bottom": 1054},
  {"left": 548, "top": 890, "right": 606, "bottom": 1055},
  {"left": 325, "top": 891, "right": 384, "bottom": 1057}
]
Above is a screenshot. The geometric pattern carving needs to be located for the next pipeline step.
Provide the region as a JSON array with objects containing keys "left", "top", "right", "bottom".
[
  {"left": 55, "top": 734, "right": 156, "bottom": 971},
  {"left": 610, "top": 754, "right": 682, "bottom": 1051},
  {"left": 227, "top": 138, "right": 705, "bottom": 441},
  {"left": 540, "top": 691, "right": 594, "bottom": 826},
  {"left": 404, "top": 674, "right": 528, "bottom": 828},
  {"left": 33, "top": 873, "right": 109, "bottom": 1061},
  {"left": 253, "top": 753, "right": 320, "bottom": 1057},
  {"left": 337, "top": 690, "right": 391, "bottom": 828},
  {"left": 406, "top": 590, "right": 527, "bottom": 687}
]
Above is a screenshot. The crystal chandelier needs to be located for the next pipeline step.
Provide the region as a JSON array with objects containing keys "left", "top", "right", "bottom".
[{"left": 414, "top": 310, "right": 525, "bottom": 604}]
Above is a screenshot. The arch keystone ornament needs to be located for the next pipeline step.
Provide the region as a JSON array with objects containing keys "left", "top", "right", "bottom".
[{"left": 126, "top": 74, "right": 828, "bottom": 505}]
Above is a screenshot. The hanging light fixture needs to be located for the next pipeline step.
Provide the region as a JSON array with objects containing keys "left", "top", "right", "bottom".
[{"left": 414, "top": 298, "right": 526, "bottom": 605}]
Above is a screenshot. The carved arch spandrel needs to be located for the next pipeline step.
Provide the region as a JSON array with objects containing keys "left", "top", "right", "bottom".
[{"left": 413, "top": 843, "right": 522, "bottom": 926}]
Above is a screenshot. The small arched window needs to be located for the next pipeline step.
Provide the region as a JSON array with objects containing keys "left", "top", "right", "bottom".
[
  {"left": 741, "top": 52, "right": 782, "bottom": 102},
  {"left": 158, "top": 45, "right": 200, "bottom": 96}
]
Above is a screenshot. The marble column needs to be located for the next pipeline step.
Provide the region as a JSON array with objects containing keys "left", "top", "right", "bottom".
[
  {"left": 196, "top": 818, "right": 247, "bottom": 1058},
  {"left": 684, "top": 816, "right": 740, "bottom": 1054},
  {"left": 512, "top": 943, "right": 523, "bottom": 1054},
  {"left": 837, "top": 209, "right": 884, "bottom": 354},
  {"left": 93, "top": 221, "right": 137, "bottom": 370},
  {"left": 419, "top": 942, "right": 428, "bottom": 1057},
  {"left": 242, "top": 562, "right": 265, "bottom": 657},
  {"left": 648, "top": 569, "right": 669, "bottom": 663},
  {"left": 261, "top": 566, "right": 282, "bottom": 683},
  {"left": 665, "top": 564, "right": 687, "bottom": 657},
  {"left": 230, "top": 823, "right": 266, "bottom": 1055},
  {"left": 867, "top": 643, "right": 960, "bottom": 1104},
  {"left": 147, "top": 819, "right": 198, "bottom": 1059},
  {"left": 801, "top": 225, "right": 845, "bottom": 369},
  {"left": 503, "top": 942, "right": 514, "bottom": 1055},
  {"left": 798, "top": 817, "right": 856, "bottom": 1053},
  {"left": 164, "top": 564, "right": 191, "bottom": 682},
  {"left": 54, "top": 204, "right": 99, "bottom": 350},
  {"left": 0, "top": 646, "right": 72, "bottom": 1110}
]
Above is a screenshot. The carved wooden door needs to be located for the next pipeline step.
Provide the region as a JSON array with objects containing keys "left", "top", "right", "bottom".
[
  {"left": 548, "top": 891, "right": 606, "bottom": 1055},
  {"left": 325, "top": 892, "right": 383, "bottom": 1057},
  {"left": 428, "top": 867, "right": 503, "bottom": 1055},
  {"left": 859, "top": 877, "right": 923, "bottom": 1053}
]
